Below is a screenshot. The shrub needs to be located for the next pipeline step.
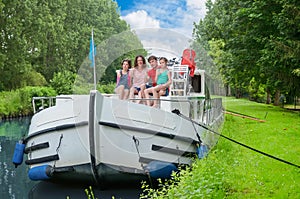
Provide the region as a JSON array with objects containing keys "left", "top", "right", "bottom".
[
  {"left": 141, "top": 152, "right": 228, "bottom": 199},
  {"left": 0, "top": 91, "right": 21, "bottom": 117},
  {"left": 248, "top": 77, "right": 266, "bottom": 103},
  {"left": 0, "top": 82, "right": 116, "bottom": 118},
  {"left": 50, "top": 71, "right": 76, "bottom": 95},
  {"left": 20, "top": 70, "right": 47, "bottom": 87},
  {"left": 97, "top": 83, "right": 116, "bottom": 94},
  {"left": 18, "top": 86, "right": 57, "bottom": 114}
]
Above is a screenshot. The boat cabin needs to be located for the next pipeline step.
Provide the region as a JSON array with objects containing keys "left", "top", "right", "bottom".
[{"left": 158, "top": 64, "right": 212, "bottom": 124}]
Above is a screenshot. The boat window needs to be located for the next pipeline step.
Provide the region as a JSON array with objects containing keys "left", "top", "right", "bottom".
[{"left": 191, "top": 75, "right": 202, "bottom": 93}]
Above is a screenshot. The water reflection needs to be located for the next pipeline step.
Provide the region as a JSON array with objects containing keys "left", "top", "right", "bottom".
[
  {"left": 0, "top": 118, "right": 142, "bottom": 199},
  {"left": 0, "top": 117, "right": 36, "bottom": 199}
]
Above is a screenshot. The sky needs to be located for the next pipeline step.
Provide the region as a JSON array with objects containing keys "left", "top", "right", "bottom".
[{"left": 115, "top": 0, "right": 208, "bottom": 59}]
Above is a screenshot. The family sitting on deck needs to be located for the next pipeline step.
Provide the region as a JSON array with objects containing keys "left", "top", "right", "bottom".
[{"left": 114, "top": 55, "right": 172, "bottom": 107}]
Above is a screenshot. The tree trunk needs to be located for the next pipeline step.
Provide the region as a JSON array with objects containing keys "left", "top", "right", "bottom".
[
  {"left": 273, "top": 90, "right": 280, "bottom": 106},
  {"left": 235, "top": 87, "right": 241, "bottom": 98},
  {"left": 266, "top": 90, "right": 271, "bottom": 104},
  {"left": 225, "top": 84, "right": 231, "bottom": 96}
]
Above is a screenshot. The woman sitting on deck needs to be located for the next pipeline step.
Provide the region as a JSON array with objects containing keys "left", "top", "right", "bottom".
[
  {"left": 144, "top": 57, "right": 172, "bottom": 107},
  {"left": 129, "top": 55, "right": 148, "bottom": 103},
  {"left": 114, "top": 59, "right": 131, "bottom": 100}
]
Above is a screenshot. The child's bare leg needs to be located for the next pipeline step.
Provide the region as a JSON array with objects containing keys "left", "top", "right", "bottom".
[
  {"left": 129, "top": 87, "right": 136, "bottom": 102},
  {"left": 144, "top": 88, "right": 152, "bottom": 106},
  {"left": 138, "top": 85, "right": 146, "bottom": 104},
  {"left": 119, "top": 86, "right": 125, "bottom": 99},
  {"left": 115, "top": 85, "right": 125, "bottom": 99},
  {"left": 123, "top": 89, "right": 129, "bottom": 100},
  {"left": 152, "top": 86, "right": 161, "bottom": 107},
  {"left": 136, "top": 91, "right": 141, "bottom": 104}
]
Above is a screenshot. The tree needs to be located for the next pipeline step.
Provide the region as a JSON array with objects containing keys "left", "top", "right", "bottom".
[
  {"left": 0, "top": 0, "right": 145, "bottom": 92},
  {"left": 193, "top": 0, "right": 300, "bottom": 104},
  {"left": 0, "top": 0, "right": 36, "bottom": 90}
]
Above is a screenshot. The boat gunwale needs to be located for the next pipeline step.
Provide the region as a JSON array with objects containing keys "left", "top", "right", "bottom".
[
  {"left": 24, "top": 121, "right": 88, "bottom": 143},
  {"left": 98, "top": 121, "right": 199, "bottom": 145}
]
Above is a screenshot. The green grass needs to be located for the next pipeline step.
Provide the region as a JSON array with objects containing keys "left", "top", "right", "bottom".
[{"left": 142, "top": 97, "right": 300, "bottom": 198}]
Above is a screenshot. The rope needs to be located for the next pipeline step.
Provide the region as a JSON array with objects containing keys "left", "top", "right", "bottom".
[
  {"left": 132, "top": 136, "right": 141, "bottom": 159},
  {"left": 172, "top": 109, "right": 300, "bottom": 169},
  {"left": 132, "top": 136, "right": 154, "bottom": 187},
  {"left": 171, "top": 109, "right": 202, "bottom": 145},
  {"left": 224, "top": 110, "right": 266, "bottom": 122},
  {"left": 56, "top": 134, "right": 63, "bottom": 154},
  {"left": 54, "top": 134, "right": 63, "bottom": 167}
]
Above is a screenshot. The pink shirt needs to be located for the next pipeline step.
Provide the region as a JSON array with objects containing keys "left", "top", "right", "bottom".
[{"left": 132, "top": 68, "right": 147, "bottom": 87}]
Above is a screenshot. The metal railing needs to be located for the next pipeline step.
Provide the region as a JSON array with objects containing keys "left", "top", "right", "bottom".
[{"left": 32, "top": 96, "right": 56, "bottom": 113}]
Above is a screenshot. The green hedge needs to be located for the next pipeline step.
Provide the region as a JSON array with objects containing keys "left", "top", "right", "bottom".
[
  {"left": 0, "top": 86, "right": 56, "bottom": 118},
  {"left": 97, "top": 83, "right": 116, "bottom": 94},
  {"left": 0, "top": 91, "right": 21, "bottom": 117},
  {"left": 0, "top": 84, "right": 116, "bottom": 119}
]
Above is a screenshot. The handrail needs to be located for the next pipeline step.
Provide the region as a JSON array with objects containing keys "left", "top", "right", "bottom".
[{"left": 32, "top": 96, "right": 56, "bottom": 114}]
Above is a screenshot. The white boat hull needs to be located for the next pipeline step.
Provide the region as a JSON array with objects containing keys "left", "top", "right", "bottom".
[{"left": 24, "top": 90, "right": 223, "bottom": 186}]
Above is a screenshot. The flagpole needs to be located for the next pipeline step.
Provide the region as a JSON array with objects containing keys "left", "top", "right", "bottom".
[{"left": 91, "top": 28, "right": 97, "bottom": 90}]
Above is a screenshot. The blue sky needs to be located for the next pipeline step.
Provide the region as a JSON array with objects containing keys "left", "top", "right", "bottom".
[
  {"left": 115, "top": 0, "right": 207, "bottom": 35},
  {"left": 115, "top": 0, "right": 208, "bottom": 58}
]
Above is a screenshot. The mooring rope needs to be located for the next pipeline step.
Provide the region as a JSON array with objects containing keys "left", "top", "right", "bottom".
[
  {"left": 172, "top": 109, "right": 300, "bottom": 169},
  {"left": 132, "top": 135, "right": 154, "bottom": 187},
  {"left": 54, "top": 134, "right": 63, "bottom": 168},
  {"left": 172, "top": 109, "right": 202, "bottom": 145}
]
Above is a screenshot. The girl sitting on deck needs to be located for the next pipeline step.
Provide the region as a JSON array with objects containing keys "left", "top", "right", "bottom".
[
  {"left": 144, "top": 57, "right": 172, "bottom": 107},
  {"left": 115, "top": 59, "right": 131, "bottom": 100}
]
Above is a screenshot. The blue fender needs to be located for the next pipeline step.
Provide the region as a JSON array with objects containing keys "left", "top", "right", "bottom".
[
  {"left": 197, "top": 144, "right": 208, "bottom": 159},
  {"left": 28, "top": 165, "right": 53, "bottom": 181},
  {"left": 12, "top": 141, "right": 25, "bottom": 168},
  {"left": 145, "top": 161, "right": 177, "bottom": 179}
]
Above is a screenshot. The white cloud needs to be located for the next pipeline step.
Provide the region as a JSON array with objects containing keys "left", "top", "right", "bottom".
[
  {"left": 119, "top": 1, "right": 208, "bottom": 59},
  {"left": 120, "top": 0, "right": 207, "bottom": 37},
  {"left": 171, "top": 0, "right": 207, "bottom": 36},
  {"left": 187, "top": 0, "right": 205, "bottom": 9},
  {"left": 186, "top": 0, "right": 207, "bottom": 21},
  {"left": 134, "top": 28, "right": 192, "bottom": 59},
  {"left": 121, "top": 10, "right": 160, "bottom": 29}
]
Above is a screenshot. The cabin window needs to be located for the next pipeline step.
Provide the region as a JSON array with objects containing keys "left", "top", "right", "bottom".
[{"left": 191, "top": 75, "right": 202, "bottom": 93}]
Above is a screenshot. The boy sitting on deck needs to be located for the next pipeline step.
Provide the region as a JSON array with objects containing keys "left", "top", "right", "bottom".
[{"left": 144, "top": 57, "right": 172, "bottom": 108}]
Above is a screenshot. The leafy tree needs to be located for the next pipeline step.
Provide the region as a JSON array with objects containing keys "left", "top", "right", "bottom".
[
  {"left": 0, "top": 0, "right": 35, "bottom": 90},
  {"left": 193, "top": 0, "right": 300, "bottom": 104},
  {"left": 0, "top": 0, "right": 145, "bottom": 92}
]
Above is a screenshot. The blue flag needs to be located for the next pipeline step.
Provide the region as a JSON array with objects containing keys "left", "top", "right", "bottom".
[{"left": 89, "top": 38, "right": 96, "bottom": 67}]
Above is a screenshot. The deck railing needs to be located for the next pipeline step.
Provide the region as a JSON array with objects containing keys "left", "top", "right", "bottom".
[{"left": 32, "top": 96, "right": 56, "bottom": 114}]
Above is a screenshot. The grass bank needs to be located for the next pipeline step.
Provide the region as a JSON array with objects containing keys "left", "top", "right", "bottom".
[{"left": 142, "top": 97, "right": 300, "bottom": 198}]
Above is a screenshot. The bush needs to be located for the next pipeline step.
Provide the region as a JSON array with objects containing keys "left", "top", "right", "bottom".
[
  {"left": 0, "top": 86, "right": 57, "bottom": 118},
  {"left": 248, "top": 77, "right": 266, "bottom": 103},
  {"left": 0, "top": 91, "right": 21, "bottom": 117},
  {"left": 97, "top": 83, "right": 116, "bottom": 94},
  {"left": 141, "top": 152, "right": 228, "bottom": 199},
  {"left": 18, "top": 86, "right": 57, "bottom": 114},
  {"left": 20, "top": 70, "right": 47, "bottom": 87},
  {"left": 50, "top": 71, "right": 76, "bottom": 95},
  {"left": 0, "top": 82, "right": 116, "bottom": 118}
]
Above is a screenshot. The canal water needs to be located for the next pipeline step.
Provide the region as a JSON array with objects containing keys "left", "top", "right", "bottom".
[{"left": 0, "top": 117, "right": 142, "bottom": 199}]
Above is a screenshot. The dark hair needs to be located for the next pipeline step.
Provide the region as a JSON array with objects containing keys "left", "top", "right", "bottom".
[
  {"left": 147, "top": 55, "right": 157, "bottom": 62},
  {"left": 134, "top": 55, "right": 146, "bottom": 68},
  {"left": 121, "top": 58, "right": 132, "bottom": 69},
  {"left": 159, "top": 57, "right": 168, "bottom": 64}
]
